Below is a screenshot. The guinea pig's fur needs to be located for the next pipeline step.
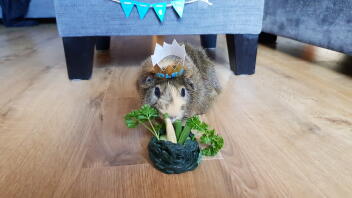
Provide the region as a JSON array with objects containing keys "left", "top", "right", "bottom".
[{"left": 137, "top": 43, "right": 230, "bottom": 121}]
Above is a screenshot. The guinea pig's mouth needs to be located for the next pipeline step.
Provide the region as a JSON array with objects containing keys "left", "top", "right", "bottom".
[
  {"left": 168, "top": 116, "right": 177, "bottom": 122},
  {"left": 154, "top": 108, "right": 183, "bottom": 122}
]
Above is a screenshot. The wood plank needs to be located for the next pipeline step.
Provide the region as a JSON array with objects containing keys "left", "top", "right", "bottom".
[
  {"left": 0, "top": 58, "right": 114, "bottom": 197},
  {"left": 63, "top": 160, "right": 233, "bottom": 198},
  {"left": 82, "top": 97, "right": 149, "bottom": 168},
  {"left": 0, "top": 24, "right": 351, "bottom": 198}
]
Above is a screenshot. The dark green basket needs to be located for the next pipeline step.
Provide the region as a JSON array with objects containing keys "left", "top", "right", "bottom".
[{"left": 148, "top": 136, "right": 201, "bottom": 174}]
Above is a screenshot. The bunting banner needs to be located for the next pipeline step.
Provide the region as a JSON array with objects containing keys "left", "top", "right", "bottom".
[
  {"left": 171, "top": 0, "right": 185, "bottom": 17},
  {"left": 112, "top": 0, "right": 212, "bottom": 22},
  {"left": 120, "top": 0, "right": 135, "bottom": 17},
  {"left": 136, "top": 2, "right": 150, "bottom": 19},
  {"left": 152, "top": 2, "right": 168, "bottom": 22}
]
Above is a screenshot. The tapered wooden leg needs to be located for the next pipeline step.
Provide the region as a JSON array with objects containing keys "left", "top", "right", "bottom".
[
  {"left": 200, "top": 34, "right": 217, "bottom": 49},
  {"left": 96, "top": 36, "right": 111, "bottom": 50},
  {"left": 226, "top": 34, "right": 258, "bottom": 75},
  {"left": 62, "top": 37, "right": 96, "bottom": 80},
  {"left": 259, "top": 32, "right": 277, "bottom": 44}
]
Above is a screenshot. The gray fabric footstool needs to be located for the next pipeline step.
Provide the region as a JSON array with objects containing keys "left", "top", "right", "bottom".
[
  {"left": 261, "top": 0, "right": 352, "bottom": 55},
  {"left": 54, "top": 0, "right": 264, "bottom": 79}
]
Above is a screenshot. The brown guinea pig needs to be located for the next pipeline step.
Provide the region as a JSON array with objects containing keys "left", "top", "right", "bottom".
[{"left": 137, "top": 43, "right": 230, "bottom": 121}]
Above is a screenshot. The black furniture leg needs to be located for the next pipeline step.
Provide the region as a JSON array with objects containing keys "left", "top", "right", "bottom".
[
  {"left": 96, "top": 36, "right": 111, "bottom": 50},
  {"left": 62, "top": 36, "right": 96, "bottom": 80},
  {"left": 226, "top": 34, "right": 258, "bottom": 75},
  {"left": 259, "top": 32, "right": 277, "bottom": 44},
  {"left": 200, "top": 34, "right": 217, "bottom": 49}
]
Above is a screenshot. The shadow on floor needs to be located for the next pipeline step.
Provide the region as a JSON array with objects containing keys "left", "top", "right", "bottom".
[
  {"left": 94, "top": 35, "right": 230, "bottom": 68},
  {"left": 261, "top": 37, "right": 352, "bottom": 78},
  {"left": 338, "top": 56, "right": 352, "bottom": 76}
]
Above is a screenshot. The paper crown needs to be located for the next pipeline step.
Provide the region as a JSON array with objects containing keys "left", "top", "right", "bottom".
[{"left": 151, "top": 39, "right": 186, "bottom": 79}]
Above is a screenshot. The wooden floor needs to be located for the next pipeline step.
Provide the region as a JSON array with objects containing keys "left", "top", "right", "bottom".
[{"left": 0, "top": 24, "right": 352, "bottom": 198}]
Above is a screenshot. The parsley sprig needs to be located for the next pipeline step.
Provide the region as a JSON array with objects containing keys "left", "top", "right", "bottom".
[
  {"left": 184, "top": 116, "right": 224, "bottom": 156},
  {"left": 124, "top": 104, "right": 160, "bottom": 139}
]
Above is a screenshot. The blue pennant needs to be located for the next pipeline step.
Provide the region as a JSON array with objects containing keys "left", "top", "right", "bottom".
[
  {"left": 120, "top": 0, "right": 135, "bottom": 18},
  {"left": 152, "top": 2, "right": 167, "bottom": 22},
  {"left": 135, "top": 2, "right": 150, "bottom": 19},
  {"left": 156, "top": 73, "right": 165, "bottom": 78},
  {"left": 171, "top": 0, "right": 185, "bottom": 18}
]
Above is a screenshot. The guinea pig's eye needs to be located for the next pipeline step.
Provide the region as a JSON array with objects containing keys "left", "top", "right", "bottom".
[
  {"left": 154, "top": 87, "right": 161, "bottom": 98},
  {"left": 145, "top": 76, "right": 152, "bottom": 82},
  {"left": 180, "top": 88, "right": 186, "bottom": 97}
]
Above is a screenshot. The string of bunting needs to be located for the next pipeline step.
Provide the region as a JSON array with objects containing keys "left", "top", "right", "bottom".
[{"left": 111, "top": 0, "right": 212, "bottom": 22}]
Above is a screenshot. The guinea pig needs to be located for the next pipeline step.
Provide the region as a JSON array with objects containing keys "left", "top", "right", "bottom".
[{"left": 137, "top": 43, "right": 230, "bottom": 121}]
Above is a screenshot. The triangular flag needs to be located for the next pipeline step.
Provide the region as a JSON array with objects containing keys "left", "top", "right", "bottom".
[
  {"left": 120, "top": 0, "right": 135, "bottom": 18},
  {"left": 171, "top": 0, "right": 185, "bottom": 18},
  {"left": 152, "top": 2, "right": 167, "bottom": 22},
  {"left": 135, "top": 2, "right": 150, "bottom": 19}
]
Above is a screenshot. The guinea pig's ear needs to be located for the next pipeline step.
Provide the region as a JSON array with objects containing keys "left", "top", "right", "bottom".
[
  {"left": 183, "top": 58, "right": 195, "bottom": 79},
  {"left": 183, "top": 57, "right": 196, "bottom": 90},
  {"left": 138, "top": 75, "right": 155, "bottom": 89},
  {"left": 184, "top": 78, "right": 195, "bottom": 90},
  {"left": 138, "top": 58, "right": 157, "bottom": 89}
]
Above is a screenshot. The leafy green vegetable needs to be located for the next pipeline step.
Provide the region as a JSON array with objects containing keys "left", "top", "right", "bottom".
[
  {"left": 139, "top": 104, "right": 159, "bottom": 120},
  {"left": 200, "top": 129, "right": 224, "bottom": 156},
  {"left": 124, "top": 110, "right": 140, "bottom": 128},
  {"left": 124, "top": 106, "right": 224, "bottom": 156},
  {"left": 186, "top": 116, "right": 209, "bottom": 132},
  {"left": 178, "top": 125, "right": 192, "bottom": 144},
  {"left": 174, "top": 120, "right": 183, "bottom": 140},
  {"left": 124, "top": 104, "right": 160, "bottom": 139},
  {"left": 153, "top": 122, "right": 164, "bottom": 135},
  {"left": 183, "top": 116, "right": 224, "bottom": 156}
]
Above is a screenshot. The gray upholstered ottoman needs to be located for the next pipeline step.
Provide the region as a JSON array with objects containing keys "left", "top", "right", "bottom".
[
  {"left": 54, "top": 0, "right": 264, "bottom": 79},
  {"left": 261, "top": 0, "right": 352, "bottom": 55},
  {"left": 0, "top": 0, "right": 55, "bottom": 19}
]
